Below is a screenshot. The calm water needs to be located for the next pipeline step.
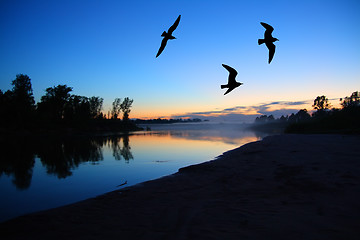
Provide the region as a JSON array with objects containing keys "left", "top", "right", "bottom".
[{"left": 0, "top": 123, "right": 267, "bottom": 222}]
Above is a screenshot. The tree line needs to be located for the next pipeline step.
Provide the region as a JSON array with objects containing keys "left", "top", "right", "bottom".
[
  {"left": 253, "top": 92, "right": 360, "bottom": 133},
  {"left": 133, "top": 118, "right": 203, "bottom": 124},
  {"left": 0, "top": 74, "right": 138, "bottom": 132}
]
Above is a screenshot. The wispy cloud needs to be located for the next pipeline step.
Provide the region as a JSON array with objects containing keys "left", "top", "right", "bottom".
[{"left": 171, "top": 100, "right": 315, "bottom": 123}]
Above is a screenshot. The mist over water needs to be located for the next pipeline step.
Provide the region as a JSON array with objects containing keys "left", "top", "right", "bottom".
[
  {"left": 0, "top": 122, "right": 267, "bottom": 222},
  {"left": 140, "top": 122, "right": 266, "bottom": 143}
]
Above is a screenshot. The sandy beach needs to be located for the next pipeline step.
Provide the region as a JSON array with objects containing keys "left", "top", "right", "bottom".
[{"left": 1, "top": 134, "right": 360, "bottom": 240}]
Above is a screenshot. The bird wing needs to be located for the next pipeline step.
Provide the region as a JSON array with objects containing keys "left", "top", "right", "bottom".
[
  {"left": 222, "top": 64, "right": 238, "bottom": 84},
  {"left": 168, "top": 15, "right": 181, "bottom": 34},
  {"left": 224, "top": 87, "right": 235, "bottom": 95},
  {"left": 156, "top": 38, "right": 168, "bottom": 57},
  {"left": 260, "top": 22, "right": 274, "bottom": 32},
  {"left": 265, "top": 42, "right": 276, "bottom": 63},
  {"left": 260, "top": 22, "right": 274, "bottom": 38}
]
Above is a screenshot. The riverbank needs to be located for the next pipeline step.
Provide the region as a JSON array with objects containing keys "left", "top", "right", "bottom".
[{"left": 1, "top": 134, "right": 360, "bottom": 240}]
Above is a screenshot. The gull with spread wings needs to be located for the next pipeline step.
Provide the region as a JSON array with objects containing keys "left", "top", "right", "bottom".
[
  {"left": 258, "top": 22, "right": 279, "bottom": 64},
  {"left": 221, "top": 64, "right": 243, "bottom": 95},
  {"left": 156, "top": 15, "right": 181, "bottom": 58}
]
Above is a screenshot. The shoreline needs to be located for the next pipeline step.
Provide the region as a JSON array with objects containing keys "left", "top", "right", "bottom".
[{"left": 1, "top": 134, "right": 360, "bottom": 239}]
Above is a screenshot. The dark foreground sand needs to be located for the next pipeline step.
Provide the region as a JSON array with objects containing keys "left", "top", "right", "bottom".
[{"left": 1, "top": 134, "right": 360, "bottom": 240}]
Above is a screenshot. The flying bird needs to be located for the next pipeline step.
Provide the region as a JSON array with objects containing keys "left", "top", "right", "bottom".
[
  {"left": 156, "top": 15, "right": 181, "bottom": 58},
  {"left": 221, "top": 64, "right": 243, "bottom": 95},
  {"left": 258, "top": 22, "right": 279, "bottom": 64}
]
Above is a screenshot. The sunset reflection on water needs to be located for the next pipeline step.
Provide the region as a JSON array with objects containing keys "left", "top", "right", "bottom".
[{"left": 0, "top": 123, "right": 266, "bottom": 222}]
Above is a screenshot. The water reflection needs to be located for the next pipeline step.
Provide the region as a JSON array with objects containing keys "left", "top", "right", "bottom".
[
  {"left": 37, "top": 137, "right": 104, "bottom": 179},
  {"left": 0, "top": 135, "right": 133, "bottom": 189},
  {"left": 1, "top": 124, "right": 269, "bottom": 223},
  {"left": 0, "top": 136, "right": 35, "bottom": 190},
  {"left": 109, "top": 135, "right": 133, "bottom": 162},
  {"left": 0, "top": 124, "right": 268, "bottom": 190}
]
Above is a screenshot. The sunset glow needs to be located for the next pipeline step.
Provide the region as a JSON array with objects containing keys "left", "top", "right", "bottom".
[{"left": 1, "top": 0, "right": 359, "bottom": 122}]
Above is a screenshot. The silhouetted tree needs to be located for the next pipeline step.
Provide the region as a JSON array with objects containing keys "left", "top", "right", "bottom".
[
  {"left": 111, "top": 98, "right": 122, "bottom": 119},
  {"left": 284, "top": 109, "right": 310, "bottom": 123},
  {"left": 255, "top": 115, "right": 267, "bottom": 123},
  {"left": 279, "top": 115, "right": 288, "bottom": 122},
  {"left": 312, "top": 95, "right": 331, "bottom": 111},
  {"left": 11, "top": 74, "right": 35, "bottom": 107},
  {"left": 11, "top": 74, "right": 35, "bottom": 123},
  {"left": 312, "top": 95, "right": 332, "bottom": 118},
  {"left": 1, "top": 86, "right": 11, "bottom": 125},
  {"left": 0, "top": 90, "right": 13, "bottom": 124},
  {"left": 288, "top": 113, "right": 296, "bottom": 123},
  {"left": 295, "top": 109, "right": 311, "bottom": 122},
  {"left": 340, "top": 91, "right": 360, "bottom": 108},
  {"left": 37, "top": 85, "right": 73, "bottom": 121},
  {"left": 267, "top": 115, "right": 275, "bottom": 121},
  {"left": 0, "top": 74, "right": 35, "bottom": 126},
  {"left": 120, "top": 97, "right": 133, "bottom": 121},
  {"left": 64, "top": 95, "right": 91, "bottom": 121},
  {"left": 89, "top": 96, "right": 103, "bottom": 119},
  {"left": 255, "top": 115, "right": 274, "bottom": 123}
]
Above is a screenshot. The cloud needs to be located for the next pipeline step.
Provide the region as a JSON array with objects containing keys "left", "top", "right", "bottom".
[
  {"left": 223, "top": 106, "right": 247, "bottom": 111},
  {"left": 284, "top": 101, "right": 309, "bottom": 106},
  {"left": 190, "top": 110, "right": 225, "bottom": 115},
  {"left": 251, "top": 100, "right": 313, "bottom": 115},
  {"left": 171, "top": 100, "right": 315, "bottom": 123}
]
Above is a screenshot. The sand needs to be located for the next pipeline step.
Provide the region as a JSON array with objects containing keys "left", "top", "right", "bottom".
[{"left": 1, "top": 134, "right": 360, "bottom": 240}]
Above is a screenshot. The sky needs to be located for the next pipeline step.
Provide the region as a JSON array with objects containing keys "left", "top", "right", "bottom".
[{"left": 1, "top": 0, "right": 359, "bottom": 122}]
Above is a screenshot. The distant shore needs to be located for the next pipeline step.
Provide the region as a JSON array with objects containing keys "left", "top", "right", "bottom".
[
  {"left": 0, "top": 120, "right": 143, "bottom": 138},
  {"left": 1, "top": 134, "right": 360, "bottom": 240}
]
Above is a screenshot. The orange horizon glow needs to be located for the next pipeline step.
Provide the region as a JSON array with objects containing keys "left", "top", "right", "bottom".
[{"left": 126, "top": 97, "right": 343, "bottom": 120}]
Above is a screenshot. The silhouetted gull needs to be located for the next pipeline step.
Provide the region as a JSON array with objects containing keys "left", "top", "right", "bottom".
[
  {"left": 221, "top": 64, "right": 243, "bottom": 95},
  {"left": 258, "top": 22, "right": 279, "bottom": 64},
  {"left": 156, "top": 15, "right": 181, "bottom": 58}
]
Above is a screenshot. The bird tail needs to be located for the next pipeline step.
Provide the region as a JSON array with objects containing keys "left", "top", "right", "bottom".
[
  {"left": 258, "top": 39, "right": 265, "bottom": 45},
  {"left": 221, "top": 85, "right": 227, "bottom": 89},
  {"left": 161, "top": 31, "right": 166, "bottom": 37}
]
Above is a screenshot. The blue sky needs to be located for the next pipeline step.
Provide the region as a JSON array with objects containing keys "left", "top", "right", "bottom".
[{"left": 1, "top": 0, "right": 359, "bottom": 121}]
